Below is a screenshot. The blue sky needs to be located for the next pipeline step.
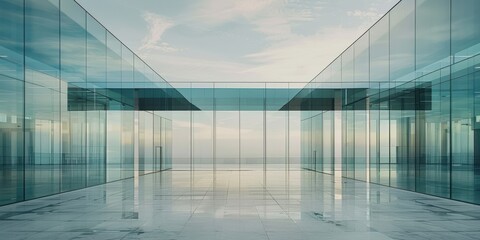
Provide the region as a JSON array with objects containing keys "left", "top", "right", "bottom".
[{"left": 77, "top": 0, "right": 398, "bottom": 83}]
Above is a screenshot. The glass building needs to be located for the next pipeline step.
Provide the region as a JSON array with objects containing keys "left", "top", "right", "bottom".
[
  {"left": 0, "top": 0, "right": 173, "bottom": 206},
  {"left": 301, "top": 0, "right": 480, "bottom": 205},
  {"left": 1, "top": 0, "right": 480, "bottom": 211}
]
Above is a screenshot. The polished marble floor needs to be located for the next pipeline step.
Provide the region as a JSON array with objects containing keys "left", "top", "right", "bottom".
[{"left": 0, "top": 169, "right": 480, "bottom": 240}]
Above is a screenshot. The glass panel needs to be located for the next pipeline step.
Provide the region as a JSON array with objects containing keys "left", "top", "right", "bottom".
[
  {"left": 379, "top": 90, "right": 390, "bottom": 185},
  {"left": 353, "top": 32, "right": 369, "bottom": 181},
  {"left": 215, "top": 83, "right": 239, "bottom": 170},
  {"left": 121, "top": 47, "right": 135, "bottom": 177},
  {"left": 288, "top": 83, "right": 303, "bottom": 170},
  {"left": 138, "top": 111, "right": 154, "bottom": 174},
  {"left": 240, "top": 83, "right": 265, "bottom": 170},
  {"left": 25, "top": 0, "right": 60, "bottom": 76},
  {"left": 0, "top": 0, "right": 24, "bottom": 80},
  {"left": 138, "top": 111, "right": 145, "bottom": 173},
  {"left": 191, "top": 83, "right": 214, "bottom": 170},
  {"left": 369, "top": 88, "right": 380, "bottom": 184},
  {"left": 107, "top": 111, "right": 122, "bottom": 181},
  {"left": 390, "top": 0, "right": 415, "bottom": 82},
  {"left": 153, "top": 114, "right": 161, "bottom": 172},
  {"left": 451, "top": 56, "right": 480, "bottom": 204},
  {"left": 106, "top": 32, "right": 122, "bottom": 108},
  {"left": 0, "top": 75, "right": 24, "bottom": 205},
  {"left": 165, "top": 119, "right": 173, "bottom": 170},
  {"left": 302, "top": 118, "right": 312, "bottom": 170},
  {"left": 355, "top": 33, "right": 369, "bottom": 83},
  {"left": 416, "top": 0, "right": 451, "bottom": 73},
  {"left": 122, "top": 111, "right": 134, "bottom": 178},
  {"left": 322, "top": 111, "right": 334, "bottom": 174},
  {"left": 105, "top": 32, "right": 122, "bottom": 181},
  {"left": 266, "top": 83, "right": 289, "bottom": 170},
  {"left": 24, "top": 0, "right": 61, "bottom": 200},
  {"left": 313, "top": 113, "right": 323, "bottom": 172},
  {"left": 370, "top": 17, "right": 390, "bottom": 185},
  {"left": 0, "top": 0, "right": 24, "bottom": 205},
  {"left": 342, "top": 47, "right": 354, "bottom": 84},
  {"left": 370, "top": 14, "right": 389, "bottom": 83},
  {"left": 415, "top": 69, "right": 450, "bottom": 198},
  {"left": 60, "top": 0, "right": 87, "bottom": 192},
  {"left": 86, "top": 14, "right": 106, "bottom": 186},
  {"left": 86, "top": 110, "right": 106, "bottom": 186},
  {"left": 343, "top": 106, "right": 355, "bottom": 178},
  {"left": 354, "top": 102, "right": 367, "bottom": 181},
  {"left": 451, "top": 0, "right": 480, "bottom": 63},
  {"left": 121, "top": 46, "right": 135, "bottom": 109},
  {"left": 389, "top": 81, "right": 416, "bottom": 191},
  {"left": 171, "top": 83, "right": 191, "bottom": 170}
]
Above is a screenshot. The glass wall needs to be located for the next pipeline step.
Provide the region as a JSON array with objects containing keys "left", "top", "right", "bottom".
[
  {"left": 0, "top": 0, "right": 173, "bottom": 206},
  {"left": 171, "top": 82, "right": 304, "bottom": 171},
  {"left": 300, "top": 0, "right": 480, "bottom": 205},
  {"left": 24, "top": 0, "right": 62, "bottom": 199},
  {"left": 0, "top": 0, "right": 24, "bottom": 206}
]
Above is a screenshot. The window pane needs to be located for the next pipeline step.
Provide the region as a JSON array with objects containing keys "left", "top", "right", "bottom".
[
  {"left": 0, "top": 0, "right": 24, "bottom": 205},
  {"left": 60, "top": 0, "right": 87, "bottom": 192},
  {"left": 451, "top": 0, "right": 480, "bottom": 63},
  {"left": 24, "top": 0, "right": 61, "bottom": 200},
  {"left": 390, "top": 0, "right": 415, "bottom": 82},
  {"left": 0, "top": 0, "right": 24, "bottom": 80},
  {"left": 370, "top": 14, "right": 389, "bottom": 83},
  {"left": 0, "top": 75, "right": 24, "bottom": 205},
  {"left": 86, "top": 14, "right": 106, "bottom": 186},
  {"left": 415, "top": 0, "right": 450, "bottom": 73}
]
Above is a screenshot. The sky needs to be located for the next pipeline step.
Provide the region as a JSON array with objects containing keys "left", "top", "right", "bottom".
[{"left": 77, "top": 0, "right": 398, "bottom": 83}]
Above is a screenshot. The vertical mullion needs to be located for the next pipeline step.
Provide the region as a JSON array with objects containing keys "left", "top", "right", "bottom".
[
  {"left": 22, "top": 0, "right": 26, "bottom": 202},
  {"left": 448, "top": 0, "right": 453, "bottom": 199},
  {"left": 58, "top": 0, "right": 62, "bottom": 192}
]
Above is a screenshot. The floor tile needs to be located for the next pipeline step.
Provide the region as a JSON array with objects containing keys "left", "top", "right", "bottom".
[{"left": 0, "top": 170, "right": 479, "bottom": 240}]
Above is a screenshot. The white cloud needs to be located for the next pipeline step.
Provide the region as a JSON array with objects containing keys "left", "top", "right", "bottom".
[
  {"left": 239, "top": 2, "right": 388, "bottom": 83},
  {"left": 251, "top": 14, "right": 292, "bottom": 41},
  {"left": 244, "top": 27, "right": 367, "bottom": 83},
  {"left": 186, "top": 0, "right": 302, "bottom": 40},
  {"left": 139, "top": 12, "right": 177, "bottom": 52},
  {"left": 154, "top": 42, "right": 180, "bottom": 53},
  {"left": 347, "top": 8, "right": 383, "bottom": 21},
  {"left": 188, "top": 0, "right": 274, "bottom": 26},
  {"left": 139, "top": 54, "right": 250, "bottom": 82}
]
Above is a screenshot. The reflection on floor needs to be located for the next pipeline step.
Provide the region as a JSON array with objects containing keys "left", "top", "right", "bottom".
[{"left": 0, "top": 170, "right": 480, "bottom": 240}]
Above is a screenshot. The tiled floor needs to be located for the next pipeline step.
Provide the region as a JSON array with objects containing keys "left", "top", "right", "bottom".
[{"left": 0, "top": 170, "right": 480, "bottom": 239}]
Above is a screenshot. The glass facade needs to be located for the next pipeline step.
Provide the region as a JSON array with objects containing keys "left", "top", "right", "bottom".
[
  {"left": 170, "top": 83, "right": 304, "bottom": 171},
  {"left": 0, "top": 0, "right": 172, "bottom": 206},
  {"left": 301, "top": 0, "right": 480, "bottom": 205},
  {"left": 1, "top": 0, "right": 480, "bottom": 207}
]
